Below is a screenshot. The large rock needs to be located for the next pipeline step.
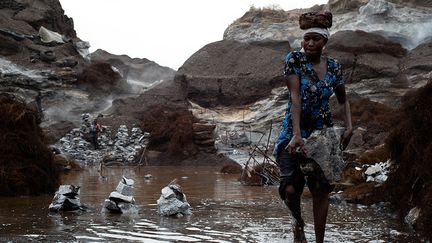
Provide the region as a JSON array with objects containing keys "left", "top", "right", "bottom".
[
  {"left": 11, "top": 0, "right": 76, "bottom": 38},
  {"left": 157, "top": 183, "right": 192, "bottom": 217},
  {"left": 402, "top": 41, "right": 432, "bottom": 74},
  {"left": 325, "top": 30, "right": 406, "bottom": 82},
  {"left": 324, "top": 30, "right": 415, "bottom": 106},
  {"left": 90, "top": 49, "right": 176, "bottom": 90},
  {"left": 49, "top": 185, "right": 83, "bottom": 212},
  {"left": 304, "top": 127, "right": 346, "bottom": 183},
  {"left": 175, "top": 40, "right": 288, "bottom": 108},
  {"left": 326, "top": 30, "right": 406, "bottom": 58}
]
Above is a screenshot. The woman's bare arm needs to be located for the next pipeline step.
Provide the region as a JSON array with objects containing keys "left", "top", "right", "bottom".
[
  {"left": 335, "top": 84, "right": 353, "bottom": 149},
  {"left": 286, "top": 74, "right": 305, "bottom": 153}
]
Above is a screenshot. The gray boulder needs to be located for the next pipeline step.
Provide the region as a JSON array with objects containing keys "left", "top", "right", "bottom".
[
  {"left": 157, "top": 183, "right": 192, "bottom": 217},
  {"left": 49, "top": 185, "right": 83, "bottom": 212},
  {"left": 304, "top": 127, "right": 345, "bottom": 183}
]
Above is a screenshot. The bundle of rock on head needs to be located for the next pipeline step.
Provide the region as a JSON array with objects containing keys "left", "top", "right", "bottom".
[{"left": 299, "top": 11, "right": 333, "bottom": 30}]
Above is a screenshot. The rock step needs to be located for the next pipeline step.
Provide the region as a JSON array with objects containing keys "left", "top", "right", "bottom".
[
  {"left": 193, "top": 138, "right": 215, "bottom": 146},
  {"left": 192, "top": 123, "right": 216, "bottom": 132},
  {"left": 193, "top": 130, "right": 214, "bottom": 140},
  {"left": 192, "top": 122, "right": 216, "bottom": 152}
]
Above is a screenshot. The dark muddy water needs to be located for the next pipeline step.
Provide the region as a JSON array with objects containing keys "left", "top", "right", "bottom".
[{"left": 0, "top": 166, "right": 417, "bottom": 242}]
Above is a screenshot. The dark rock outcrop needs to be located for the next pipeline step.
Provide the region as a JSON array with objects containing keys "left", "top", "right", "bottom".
[
  {"left": 325, "top": 30, "right": 406, "bottom": 83},
  {"left": 402, "top": 41, "right": 432, "bottom": 74},
  {"left": 175, "top": 40, "right": 288, "bottom": 108},
  {"left": 7, "top": 0, "right": 76, "bottom": 38},
  {"left": 90, "top": 49, "right": 176, "bottom": 86},
  {"left": 77, "top": 61, "right": 124, "bottom": 94}
]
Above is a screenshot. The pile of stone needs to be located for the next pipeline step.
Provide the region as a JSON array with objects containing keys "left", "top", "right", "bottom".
[
  {"left": 102, "top": 177, "right": 138, "bottom": 214},
  {"left": 57, "top": 127, "right": 101, "bottom": 165},
  {"left": 104, "top": 125, "right": 148, "bottom": 164},
  {"left": 49, "top": 185, "right": 83, "bottom": 212},
  {"left": 56, "top": 113, "right": 150, "bottom": 165},
  {"left": 157, "top": 182, "right": 192, "bottom": 217},
  {"left": 364, "top": 160, "right": 391, "bottom": 183}
]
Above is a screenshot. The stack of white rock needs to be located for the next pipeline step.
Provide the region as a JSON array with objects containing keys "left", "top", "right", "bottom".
[
  {"left": 102, "top": 177, "right": 138, "bottom": 214},
  {"left": 364, "top": 160, "right": 392, "bottom": 183},
  {"left": 49, "top": 185, "right": 83, "bottom": 212},
  {"left": 157, "top": 182, "right": 192, "bottom": 217}
]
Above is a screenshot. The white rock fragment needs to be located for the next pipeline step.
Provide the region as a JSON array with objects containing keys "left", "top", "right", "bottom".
[
  {"left": 364, "top": 160, "right": 391, "bottom": 183},
  {"left": 116, "top": 181, "right": 134, "bottom": 196}
]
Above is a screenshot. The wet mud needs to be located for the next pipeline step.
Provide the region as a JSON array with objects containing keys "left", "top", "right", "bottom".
[{"left": 0, "top": 166, "right": 419, "bottom": 242}]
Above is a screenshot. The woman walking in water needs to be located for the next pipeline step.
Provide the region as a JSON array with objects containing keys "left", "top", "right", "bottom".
[{"left": 274, "top": 11, "right": 352, "bottom": 243}]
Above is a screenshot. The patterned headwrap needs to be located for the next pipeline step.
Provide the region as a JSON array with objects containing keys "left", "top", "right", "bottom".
[{"left": 303, "top": 27, "right": 330, "bottom": 39}]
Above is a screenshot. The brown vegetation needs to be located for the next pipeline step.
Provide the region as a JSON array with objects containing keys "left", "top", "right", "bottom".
[
  {"left": 385, "top": 81, "right": 432, "bottom": 239},
  {"left": 53, "top": 154, "right": 82, "bottom": 172},
  {"left": 141, "top": 106, "right": 197, "bottom": 158},
  {"left": 77, "top": 62, "right": 122, "bottom": 93},
  {"left": 0, "top": 94, "right": 59, "bottom": 196},
  {"left": 358, "top": 144, "right": 390, "bottom": 164},
  {"left": 342, "top": 182, "right": 386, "bottom": 205}
]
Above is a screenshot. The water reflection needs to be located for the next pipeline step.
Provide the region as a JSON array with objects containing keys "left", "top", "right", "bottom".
[{"left": 0, "top": 166, "right": 417, "bottom": 242}]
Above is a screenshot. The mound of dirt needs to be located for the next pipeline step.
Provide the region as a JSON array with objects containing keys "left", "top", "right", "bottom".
[
  {"left": 141, "top": 106, "right": 196, "bottom": 158},
  {"left": 78, "top": 62, "right": 121, "bottom": 85},
  {"left": 77, "top": 61, "right": 124, "bottom": 94},
  {"left": 0, "top": 94, "right": 59, "bottom": 196},
  {"left": 385, "top": 80, "right": 432, "bottom": 239}
]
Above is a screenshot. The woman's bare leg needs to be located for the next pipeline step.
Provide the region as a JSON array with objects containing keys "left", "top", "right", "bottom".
[
  {"left": 284, "top": 185, "right": 303, "bottom": 224},
  {"left": 310, "top": 185, "right": 329, "bottom": 243},
  {"left": 285, "top": 185, "right": 306, "bottom": 242}
]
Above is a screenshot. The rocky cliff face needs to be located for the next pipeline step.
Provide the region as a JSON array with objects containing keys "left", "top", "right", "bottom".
[
  {"left": 0, "top": 0, "right": 185, "bottom": 167},
  {"left": 0, "top": 0, "right": 176, "bottom": 129},
  {"left": 0, "top": 0, "right": 76, "bottom": 38},
  {"left": 224, "top": 0, "right": 432, "bottom": 107}
]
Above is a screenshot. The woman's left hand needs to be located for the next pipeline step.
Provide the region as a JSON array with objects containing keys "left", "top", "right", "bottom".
[{"left": 340, "top": 128, "right": 353, "bottom": 150}]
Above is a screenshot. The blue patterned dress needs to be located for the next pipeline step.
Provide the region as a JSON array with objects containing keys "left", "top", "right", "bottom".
[{"left": 274, "top": 51, "right": 344, "bottom": 155}]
